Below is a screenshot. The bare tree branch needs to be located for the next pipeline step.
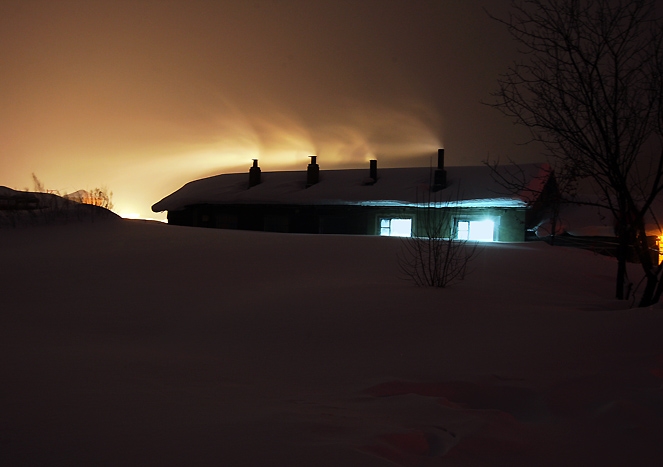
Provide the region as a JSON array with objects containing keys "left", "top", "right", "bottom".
[{"left": 398, "top": 184, "right": 481, "bottom": 288}]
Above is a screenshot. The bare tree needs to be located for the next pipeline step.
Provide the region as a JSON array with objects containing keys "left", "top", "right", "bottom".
[
  {"left": 86, "top": 187, "right": 114, "bottom": 210},
  {"left": 488, "top": 0, "right": 663, "bottom": 306},
  {"left": 398, "top": 185, "right": 480, "bottom": 288},
  {"left": 31, "top": 173, "right": 46, "bottom": 193}
]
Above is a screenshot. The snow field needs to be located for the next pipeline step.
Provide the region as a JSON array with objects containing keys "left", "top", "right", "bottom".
[{"left": 1, "top": 219, "right": 662, "bottom": 465}]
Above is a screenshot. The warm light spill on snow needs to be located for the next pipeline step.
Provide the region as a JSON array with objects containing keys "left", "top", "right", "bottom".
[{"left": 118, "top": 212, "right": 141, "bottom": 219}]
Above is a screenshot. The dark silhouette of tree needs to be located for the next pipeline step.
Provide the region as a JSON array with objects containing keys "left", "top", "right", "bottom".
[
  {"left": 488, "top": 0, "right": 663, "bottom": 306},
  {"left": 398, "top": 184, "right": 480, "bottom": 288},
  {"left": 31, "top": 173, "right": 46, "bottom": 193}
]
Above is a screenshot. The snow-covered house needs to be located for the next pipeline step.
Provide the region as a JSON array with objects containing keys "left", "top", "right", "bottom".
[{"left": 152, "top": 150, "right": 554, "bottom": 242}]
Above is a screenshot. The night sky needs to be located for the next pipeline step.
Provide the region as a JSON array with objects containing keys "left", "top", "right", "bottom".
[{"left": 1, "top": 0, "right": 542, "bottom": 219}]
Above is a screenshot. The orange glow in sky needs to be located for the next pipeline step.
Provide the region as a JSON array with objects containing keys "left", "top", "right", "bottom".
[{"left": 0, "top": 0, "right": 539, "bottom": 220}]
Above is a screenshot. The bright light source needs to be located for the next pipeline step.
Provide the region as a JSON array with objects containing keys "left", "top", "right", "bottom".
[
  {"left": 391, "top": 219, "right": 412, "bottom": 237},
  {"left": 457, "top": 219, "right": 495, "bottom": 241},
  {"left": 380, "top": 218, "right": 412, "bottom": 237},
  {"left": 469, "top": 219, "right": 494, "bottom": 241},
  {"left": 457, "top": 221, "right": 470, "bottom": 240}
]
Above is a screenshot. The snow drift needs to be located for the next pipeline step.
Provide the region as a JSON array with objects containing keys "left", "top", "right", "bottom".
[{"left": 1, "top": 218, "right": 662, "bottom": 466}]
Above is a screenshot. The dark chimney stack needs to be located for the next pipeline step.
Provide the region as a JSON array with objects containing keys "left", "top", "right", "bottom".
[
  {"left": 248, "top": 159, "right": 261, "bottom": 188},
  {"left": 432, "top": 148, "right": 447, "bottom": 192},
  {"left": 369, "top": 159, "right": 378, "bottom": 182},
  {"left": 306, "top": 155, "right": 319, "bottom": 187}
]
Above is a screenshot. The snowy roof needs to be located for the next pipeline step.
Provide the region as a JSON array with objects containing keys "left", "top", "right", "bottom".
[{"left": 152, "top": 163, "right": 552, "bottom": 212}]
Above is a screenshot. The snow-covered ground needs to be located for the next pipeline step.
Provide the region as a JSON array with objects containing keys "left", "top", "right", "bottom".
[{"left": 2, "top": 218, "right": 663, "bottom": 466}]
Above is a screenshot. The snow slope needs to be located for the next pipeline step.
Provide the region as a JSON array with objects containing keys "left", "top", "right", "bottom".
[
  {"left": 0, "top": 186, "right": 119, "bottom": 227},
  {"left": 1, "top": 219, "right": 663, "bottom": 466}
]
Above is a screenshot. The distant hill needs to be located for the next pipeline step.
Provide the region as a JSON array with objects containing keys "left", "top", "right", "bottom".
[{"left": 0, "top": 187, "right": 120, "bottom": 227}]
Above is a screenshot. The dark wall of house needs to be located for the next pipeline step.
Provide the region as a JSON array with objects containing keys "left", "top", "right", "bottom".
[
  {"left": 526, "top": 173, "right": 560, "bottom": 229},
  {"left": 497, "top": 208, "right": 528, "bottom": 242},
  {"left": 167, "top": 203, "right": 529, "bottom": 241},
  {"left": 168, "top": 204, "right": 374, "bottom": 235},
  {"left": 411, "top": 206, "right": 527, "bottom": 241}
]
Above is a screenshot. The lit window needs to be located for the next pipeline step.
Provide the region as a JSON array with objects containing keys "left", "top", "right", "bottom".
[
  {"left": 457, "top": 221, "right": 470, "bottom": 240},
  {"left": 456, "top": 219, "right": 494, "bottom": 241},
  {"left": 380, "top": 218, "right": 412, "bottom": 237}
]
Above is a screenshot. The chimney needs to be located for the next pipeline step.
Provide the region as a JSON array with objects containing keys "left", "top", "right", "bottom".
[
  {"left": 432, "top": 148, "right": 447, "bottom": 192},
  {"left": 306, "top": 155, "right": 319, "bottom": 187},
  {"left": 248, "top": 159, "right": 261, "bottom": 188},
  {"left": 369, "top": 159, "right": 378, "bottom": 181}
]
